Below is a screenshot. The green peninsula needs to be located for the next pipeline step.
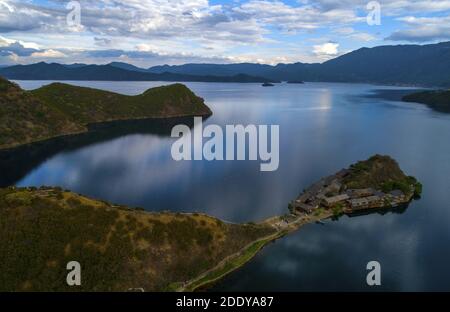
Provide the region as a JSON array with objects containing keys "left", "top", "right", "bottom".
[
  {"left": 0, "top": 187, "right": 275, "bottom": 291},
  {"left": 0, "top": 155, "right": 421, "bottom": 292},
  {"left": 0, "top": 77, "right": 211, "bottom": 150}
]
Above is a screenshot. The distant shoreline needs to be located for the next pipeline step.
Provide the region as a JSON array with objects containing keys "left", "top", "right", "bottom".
[
  {"left": 13, "top": 79, "right": 440, "bottom": 89},
  {"left": 365, "top": 88, "right": 450, "bottom": 114}
]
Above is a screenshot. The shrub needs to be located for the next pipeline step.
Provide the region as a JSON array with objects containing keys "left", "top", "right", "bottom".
[{"left": 332, "top": 203, "right": 344, "bottom": 217}]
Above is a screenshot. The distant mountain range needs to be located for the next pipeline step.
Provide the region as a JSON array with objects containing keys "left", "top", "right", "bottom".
[
  {"left": 1, "top": 41, "right": 449, "bottom": 86},
  {"left": 0, "top": 62, "right": 276, "bottom": 83},
  {"left": 148, "top": 42, "right": 450, "bottom": 87}
]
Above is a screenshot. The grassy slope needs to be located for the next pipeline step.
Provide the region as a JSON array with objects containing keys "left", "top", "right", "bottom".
[
  {"left": 0, "top": 77, "right": 211, "bottom": 149},
  {"left": 402, "top": 89, "right": 450, "bottom": 113},
  {"left": 30, "top": 82, "right": 211, "bottom": 124},
  {"left": 0, "top": 187, "right": 275, "bottom": 291},
  {"left": 0, "top": 80, "right": 84, "bottom": 149}
]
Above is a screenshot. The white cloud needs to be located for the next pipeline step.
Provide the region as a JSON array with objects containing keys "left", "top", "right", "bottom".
[
  {"left": 334, "top": 27, "right": 355, "bottom": 35},
  {"left": 0, "top": 37, "right": 39, "bottom": 57},
  {"left": 1, "top": 1, "right": 449, "bottom": 65},
  {"left": 312, "top": 0, "right": 450, "bottom": 15},
  {"left": 31, "top": 49, "right": 66, "bottom": 58},
  {"left": 387, "top": 15, "right": 450, "bottom": 42},
  {"left": 0, "top": 35, "right": 14, "bottom": 46},
  {"left": 234, "top": 0, "right": 362, "bottom": 32},
  {"left": 313, "top": 42, "right": 339, "bottom": 55},
  {"left": 0, "top": 1, "right": 14, "bottom": 13},
  {"left": 0, "top": 0, "right": 365, "bottom": 65},
  {"left": 381, "top": 0, "right": 450, "bottom": 16},
  {"left": 349, "top": 32, "right": 376, "bottom": 42},
  {"left": 333, "top": 27, "right": 376, "bottom": 42},
  {"left": 0, "top": 0, "right": 366, "bottom": 44}
]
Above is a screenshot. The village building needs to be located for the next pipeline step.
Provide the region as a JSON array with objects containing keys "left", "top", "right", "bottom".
[
  {"left": 349, "top": 195, "right": 383, "bottom": 210},
  {"left": 374, "top": 190, "right": 386, "bottom": 197},
  {"left": 346, "top": 188, "right": 375, "bottom": 198},
  {"left": 389, "top": 190, "right": 405, "bottom": 199},
  {"left": 322, "top": 194, "right": 349, "bottom": 207},
  {"left": 322, "top": 179, "right": 342, "bottom": 196},
  {"left": 291, "top": 163, "right": 414, "bottom": 215},
  {"left": 387, "top": 190, "right": 406, "bottom": 206},
  {"left": 295, "top": 202, "right": 315, "bottom": 214}
]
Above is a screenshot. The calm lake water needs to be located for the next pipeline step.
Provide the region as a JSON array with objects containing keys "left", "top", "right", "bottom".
[{"left": 10, "top": 80, "right": 450, "bottom": 291}]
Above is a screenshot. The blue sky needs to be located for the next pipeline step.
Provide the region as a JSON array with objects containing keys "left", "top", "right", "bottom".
[{"left": 1, "top": 0, "right": 449, "bottom": 67}]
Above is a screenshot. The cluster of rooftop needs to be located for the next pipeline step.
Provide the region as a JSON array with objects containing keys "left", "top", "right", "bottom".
[{"left": 290, "top": 162, "right": 417, "bottom": 218}]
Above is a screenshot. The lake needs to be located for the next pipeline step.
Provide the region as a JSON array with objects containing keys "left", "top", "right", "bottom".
[{"left": 10, "top": 80, "right": 450, "bottom": 291}]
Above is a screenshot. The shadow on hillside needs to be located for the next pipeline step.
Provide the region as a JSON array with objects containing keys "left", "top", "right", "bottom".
[{"left": 0, "top": 116, "right": 201, "bottom": 187}]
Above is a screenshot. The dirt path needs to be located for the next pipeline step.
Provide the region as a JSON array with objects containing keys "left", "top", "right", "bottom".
[{"left": 177, "top": 211, "right": 333, "bottom": 292}]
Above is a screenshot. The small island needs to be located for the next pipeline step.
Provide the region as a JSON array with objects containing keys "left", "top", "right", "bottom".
[
  {"left": 0, "top": 77, "right": 212, "bottom": 150},
  {"left": 402, "top": 89, "right": 450, "bottom": 113},
  {"left": 262, "top": 82, "right": 275, "bottom": 87},
  {"left": 0, "top": 155, "right": 421, "bottom": 291}
]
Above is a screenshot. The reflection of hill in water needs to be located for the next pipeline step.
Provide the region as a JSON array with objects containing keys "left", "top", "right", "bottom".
[{"left": 0, "top": 117, "right": 198, "bottom": 187}]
